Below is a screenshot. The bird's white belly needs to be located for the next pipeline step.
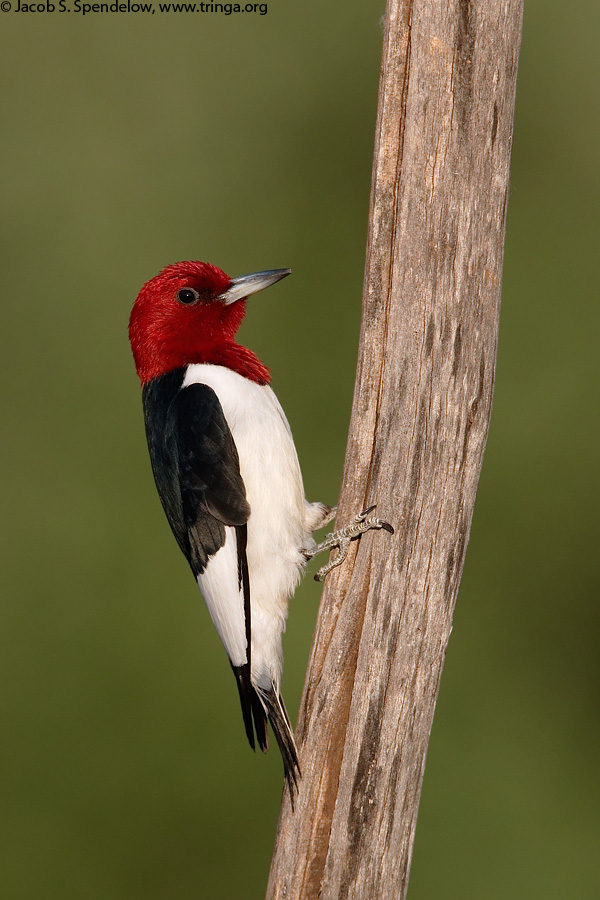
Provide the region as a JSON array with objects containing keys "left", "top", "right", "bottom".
[{"left": 183, "top": 363, "right": 309, "bottom": 688}]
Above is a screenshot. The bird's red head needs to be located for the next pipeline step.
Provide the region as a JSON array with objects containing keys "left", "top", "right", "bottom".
[{"left": 129, "top": 261, "right": 290, "bottom": 385}]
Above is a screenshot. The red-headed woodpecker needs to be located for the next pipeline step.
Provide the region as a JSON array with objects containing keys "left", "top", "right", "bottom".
[{"left": 129, "top": 261, "right": 392, "bottom": 796}]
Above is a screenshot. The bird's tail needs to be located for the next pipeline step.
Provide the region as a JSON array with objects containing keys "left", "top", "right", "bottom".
[
  {"left": 231, "top": 667, "right": 301, "bottom": 801},
  {"left": 232, "top": 663, "right": 268, "bottom": 752},
  {"left": 259, "top": 685, "right": 301, "bottom": 802}
]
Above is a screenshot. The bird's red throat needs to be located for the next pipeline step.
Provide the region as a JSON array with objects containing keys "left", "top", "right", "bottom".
[{"left": 129, "top": 262, "right": 271, "bottom": 386}]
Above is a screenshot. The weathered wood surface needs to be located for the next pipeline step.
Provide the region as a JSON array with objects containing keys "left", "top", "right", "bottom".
[{"left": 266, "top": 1, "right": 523, "bottom": 898}]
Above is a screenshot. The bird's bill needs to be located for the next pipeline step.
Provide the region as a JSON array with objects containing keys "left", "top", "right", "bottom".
[{"left": 218, "top": 269, "right": 291, "bottom": 306}]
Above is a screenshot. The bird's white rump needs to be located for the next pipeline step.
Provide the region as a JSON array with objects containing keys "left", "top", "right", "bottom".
[{"left": 184, "top": 363, "right": 314, "bottom": 691}]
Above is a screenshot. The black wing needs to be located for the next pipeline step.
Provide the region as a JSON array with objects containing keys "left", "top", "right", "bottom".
[
  {"left": 142, "top": 372, "right": 266, "bottom": 749},
  {"left": 143, "top": 373, "right": 250, "bottom": 575}
]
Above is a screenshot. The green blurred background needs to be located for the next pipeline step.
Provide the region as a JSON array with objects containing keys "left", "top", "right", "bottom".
[{"left": 1, "top": 2, "right": 598, "bottom": 898}]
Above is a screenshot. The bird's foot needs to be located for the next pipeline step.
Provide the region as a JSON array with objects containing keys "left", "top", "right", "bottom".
[{"left": 305, "top": 505, "right": 394, "bottom": 582}]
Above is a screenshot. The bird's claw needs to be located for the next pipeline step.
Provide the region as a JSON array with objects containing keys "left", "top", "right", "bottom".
[
  {"left": 355, "top": 505, "right": 394, "bottom": 533},
  {"left": 311, "top": 504, "right": 394, "bottom": 581}
]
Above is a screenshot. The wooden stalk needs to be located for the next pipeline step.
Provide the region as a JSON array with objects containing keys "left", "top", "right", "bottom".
[{"left": 266, "top": 0, "right": 523, "bottom": 897}]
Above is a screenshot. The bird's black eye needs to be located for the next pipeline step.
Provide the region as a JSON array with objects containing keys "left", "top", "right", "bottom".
[{"left": 177, "top": 288, "right": 200, "bottom": 305}]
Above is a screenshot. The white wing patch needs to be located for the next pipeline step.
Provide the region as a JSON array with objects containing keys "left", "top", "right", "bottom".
[
  {"left": 184, "top": 363, "right": 310, "bottom": 689},
  {"left": 197, "top": 526, "right": 247, "bottom": 667}
]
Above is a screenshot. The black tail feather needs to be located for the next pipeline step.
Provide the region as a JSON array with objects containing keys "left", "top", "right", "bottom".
[
  {"left": 250, "top": 686, "right": 269, "bottom": 752},
  {"left": 231, "top": 668, "right": 300, "bottom": 801},
  {"left": 231, "top": 663, "right": 257, "bottom": 750},
  {"left": 230, "top": 523, "right": 298, "bottom": 795},
  {"left": 259, "top": 686, "right": 301, "bottom": 802},
  {"left": 231, "top": 663, "right": 270, "bottom": 755}
]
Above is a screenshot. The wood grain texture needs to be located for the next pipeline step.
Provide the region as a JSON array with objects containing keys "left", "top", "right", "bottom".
[{"left": 266, "top": 1, "right": 523, "bottom": 897}]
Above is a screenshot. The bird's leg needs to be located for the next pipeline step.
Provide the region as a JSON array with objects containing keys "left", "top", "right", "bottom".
[
  {"left": 303, "top": 505, "right": 394, "bottom": 582},
  {"left": 306, "top": 502, "right": 337, "bottom": 533},
  {"left": 314, "top": 504, "right": 337, "bottom": 530}
]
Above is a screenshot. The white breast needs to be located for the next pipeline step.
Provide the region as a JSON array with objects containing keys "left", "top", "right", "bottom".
[{"left": 183, "top": 364, "right": 311, "bottom": 689}]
